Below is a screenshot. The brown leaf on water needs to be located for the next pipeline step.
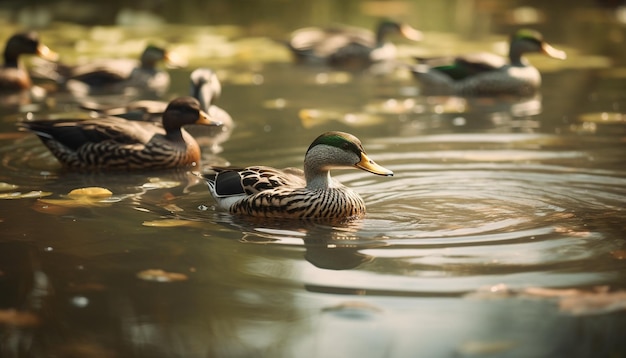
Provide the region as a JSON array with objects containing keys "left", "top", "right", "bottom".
[
  {"left": 558, "top": 290, "right": 626, "bottom": 316},
  {"left": 31, "top": 200, "right": 70, "bottom": 215},
  {"left": 0, "top": 309, "right": 40, "bottom": 327},
  {"left": 610, "top": 250, "right": 626, "bottom": 260},
  {"left": 523, "top": 286, "right": 626, "bottom": 315},
  {"left": 457, "top": 340, "right": 517, "bottom": 356},
  {"left": 136, "top": 269, "right": 188, "bottom": 282},
  {"left": 142, "top": 219, "right": 201, "bottom": 228}
]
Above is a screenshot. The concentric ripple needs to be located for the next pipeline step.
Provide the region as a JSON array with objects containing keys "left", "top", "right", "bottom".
[{"left": 187, "top": 133, "right": 626, "bottom": 295}]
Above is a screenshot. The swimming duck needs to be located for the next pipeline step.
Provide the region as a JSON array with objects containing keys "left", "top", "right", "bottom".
[
  {"left": 201, "top": 131, "right": 393, "bottom": 220},
  {"left": 79, "top": 68, "right": 234, "bottom": 153},
  {"left": 186, "top": 68, "right": 234, "bottom": 153},
  {"left": 18, "top": 96, "right": 221, "bottom": 170},
  {"left": 410, "top": 29, "right": 567, "bottom": 96},
  {"left": 287, "top": 20, "right": 422, "bottom": 69},
  {"left": 40, "top": 45, "right": 185, "bottom": 97},
  {"left": 0, "top": 31, "right": 58, "bottom": 91}
]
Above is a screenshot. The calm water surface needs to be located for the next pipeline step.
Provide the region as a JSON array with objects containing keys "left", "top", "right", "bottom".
[{"left": 1, "top": 2, "right": 626, "bottom": 357}]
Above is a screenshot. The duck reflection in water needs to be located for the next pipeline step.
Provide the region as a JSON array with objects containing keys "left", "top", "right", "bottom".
[{"left": 230, "top": 216, "right": 380, "bottom": 270}]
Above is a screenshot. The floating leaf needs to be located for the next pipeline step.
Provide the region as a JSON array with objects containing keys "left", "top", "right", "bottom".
[
  {"left": 262, "top": 98, "right": 288, "bottom": 109},
  {"left": 0, "top": 191, "right": 52, "bottom": 200},
  {"left": 578, "top": 112, "right": 625, "bottom": 124},
  {"left": 457, "top": 340, "right": 517, "bottom": 355},
  {"left": 136, "top": 269, "right": 188, "bottom": 282},
  {"left": 142, "top": 219, "right": 201, "bottom": 228},
  {"left": 299, "top": 108, "right": 385, "bottom": 129},
  {"left": 0, "top": 309, "right": 40, "bottom": 327},
  {"left": 38, "top": 187, "right": 113, "bottom": 207},
  {"left": 0, "top": 182, "right": 19, "bottom": 192},
  {"left": 141, "top": 178, "right": 181, "bottom": 189},
  {"left": 519, "top": 286, "right": 626, "bottom": 315},
  {"left": 67, "top": 187, "right": 113, "bottom": 199}
]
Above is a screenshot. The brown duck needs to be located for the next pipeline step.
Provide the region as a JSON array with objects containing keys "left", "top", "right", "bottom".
[
  {"left": 0, "top": 31, "right": 58, "bottom": 91},
  {"left": 18, "top": 97, "right": 222, "bottom": 170}
]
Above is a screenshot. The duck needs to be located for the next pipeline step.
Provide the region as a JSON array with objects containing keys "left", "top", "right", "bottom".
[
  {"left": 287, "top": 20, "right": 422, "bottom": 69},
  {"left": 186, "top": 68, "right": 234, "bottom": 153},
  {"left": 0, "top": 31, "right": 58, "bottom": 91},
  {"left": 409, "top": 29, "right": 567, "bottom": 96},
  {"left": 78, "top": 68, "right": 234, "bottom": 153},
  {"left": 37, "top": 45, "right": 185, "bottom": 97},
  {"left": 18, "top": 96, "right": 222, "bottom": 171},
  {"left": 200, "top": 131, "right": 393, "bottom": 220}
]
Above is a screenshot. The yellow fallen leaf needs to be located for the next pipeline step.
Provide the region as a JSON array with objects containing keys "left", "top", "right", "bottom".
[
  {"left": 142, "top": 219, "right": 202, "bottom": 228},
  {"left": 38, "top": 198, "right": 109, "bottom": 207},
  {"left": 67, "top": 187, "right": 113, "bottom": 198},
  {"left": 0, "top": 182, "right": 19, "bottom": 192},
  {"left": 37, "top": 187, "right": 114, "bottom": 207},
  {"left": 136, "top": 269, "right": 188, "bottom": 282},
  {"left": 141, "top": 178, "right": 181, "bottom": 189}
]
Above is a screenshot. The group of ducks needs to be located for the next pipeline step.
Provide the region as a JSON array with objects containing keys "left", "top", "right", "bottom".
[{"left": 0, "top": 21, "right": 567, "bottom": 221}]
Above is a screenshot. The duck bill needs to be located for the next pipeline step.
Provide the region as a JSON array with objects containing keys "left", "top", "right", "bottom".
[
  {"left": 164, "top": 51, "right": 188, "bottom": 69},
  {"left": 37, "top": 44, "right": 59, "bottom": 62},
  {"left": 195, "top": 109, "right": 222, "bottom": 127},
  {"left": 542, "top": 43, "right": 567, "bottom": 60},
  {"left": 356, "top": 153, "right": 393, "bottom": 176},
  {"left": 400, "top": 24, "right": 423, "bottom": 42}
]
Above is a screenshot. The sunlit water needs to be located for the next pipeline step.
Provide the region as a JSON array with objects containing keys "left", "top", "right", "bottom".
[{"left": 1, "top": 10, "right": 626, "bottom": 358}]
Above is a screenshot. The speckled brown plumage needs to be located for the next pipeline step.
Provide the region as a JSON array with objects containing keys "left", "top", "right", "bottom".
[{"left": 19, "top": 96, "right": 220, "bottom": 171}]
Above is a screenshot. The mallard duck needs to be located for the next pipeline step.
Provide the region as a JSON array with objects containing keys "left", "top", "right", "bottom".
[
  {"left": 0, "top": 31, "right": 58, "bottom": 91},
  {"left": 78, "top": 68, "right": 234, "bottom": 153},
  {"left": 37, "top": 45, "right": 185, "bottom": 97},
  {"left": 201, "top": 131, "right": 393, "bottom": 220},
  {"left": 410, "top": 29, "right": 567, "bottom": 96},
  {"left": 18, "top": 96, "right": 222, "bottom": 170},
  {"left": 287, "top": 20, "right": 422, "bottom": 69}
]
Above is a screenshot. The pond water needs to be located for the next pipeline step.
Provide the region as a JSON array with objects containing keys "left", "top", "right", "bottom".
[{"left": 1, "top": 1, "right": 626, "bottom": 357}]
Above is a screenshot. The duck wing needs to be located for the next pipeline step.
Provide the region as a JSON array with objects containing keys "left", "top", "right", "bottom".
[
  {"left": 20, "top": 116, "right": 160, "bottom": 150},
  {"left": 417, "top": 52, "right": 508, "bottom": 80},
  {"left": 206, "top": 166, "right": 306, "bottom": 197},
  {"left": 69, "top": 59, "right": 137, "bottom": 85}
]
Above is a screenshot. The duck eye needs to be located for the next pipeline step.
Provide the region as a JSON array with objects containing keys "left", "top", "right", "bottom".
[{"left": 340, "top": 142, "right": 350, "bottom": 150}]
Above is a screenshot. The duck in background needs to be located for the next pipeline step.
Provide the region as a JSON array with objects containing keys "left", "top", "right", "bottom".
[
  {"left": 410, "top": 29, "right": 567, "bottom": 97},
  {"left": 18, "top": 97, "right": 222, "bottom": 171},
  {"left": 34, "top": 44, "right": 186, "bottom": 98},
  {"left": 186, "top": 68, "right": 234, "bottom": 153},
  {"left": 79, "top": 68, "right": 234, "bottom": 153},
  {"left": 200, "top": 131, "right": 393, "bottom": 221},
  {"left": 0, "top": 31, "right": 58, "bottom": 106},
  {"left": 286, "top": 20, "right": 422, "bottom": 70}
]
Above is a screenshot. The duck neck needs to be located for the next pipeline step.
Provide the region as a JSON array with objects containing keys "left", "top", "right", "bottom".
[
  {"left": 375, "top": 27, "right": 389, "bottom": 47},
  {"left": 304, "top": 151, "right": 332, "bottom": 189},
  {"left": 163, "top": 120, "right": 185, "bottom": 141},
  {"left": 508, "top": 43, "right": 527, "bottom": 67},
  {"left": 305, "top": 168, "right": 332, "bottom": 190},
  {"left": 3, "top": 50, "right": 19, "bottom": 68}
]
